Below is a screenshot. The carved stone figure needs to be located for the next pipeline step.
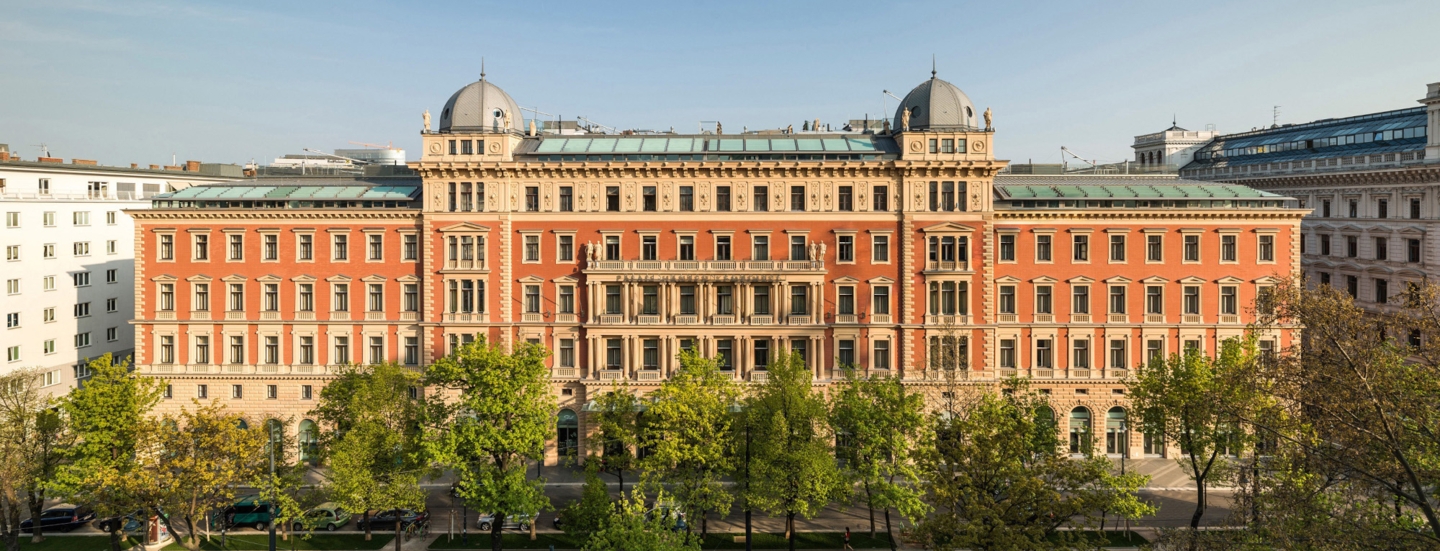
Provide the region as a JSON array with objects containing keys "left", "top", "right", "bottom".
[
  {"left": 716, "top": 121, "right": 723, "bottom": 135},
  {"left": 529, "top": 119, "right": 537, "bottom": 136},
  {"left": 502, "top": 109, "right": 512, "bottom": 130},
  {"left": 819, "top": 242, "right": 827, "bottom": 260},
  {"left": 808, "top": 242, "right": 819, "bottom": 262},
  {"left": 901, "top": 108, "right": 911, "bottom": 132},
  {"left": 882, "top": 118, "right": 891, "bottom": 133},
  {"left": 786, "top": 124, "right": 793, "bottom": 134},
  {"left": 813, "top": 119, "right": 820, "bottom": 133},
  {"left": 984, "top": 107, "right": 993, "bottom": 131},
  {"left": 422, "top": 110, "right": 431, "bottom": 132}
]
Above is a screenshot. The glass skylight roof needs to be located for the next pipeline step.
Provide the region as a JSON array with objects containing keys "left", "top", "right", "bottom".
[{"left": 529, "top": 136, "right": 891, "bottom": 155}]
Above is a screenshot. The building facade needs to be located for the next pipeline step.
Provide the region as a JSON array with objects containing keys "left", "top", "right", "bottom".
[
  {"left": 1132, "top": 123, "right": 1219, "bottom": 169},
  {"left": 1, "top": 154, "right": 239, "bottom": 394},
  {"left": 1180, "top": 81, "right": 1440, "bottom": 309},
  {"left": 129, "top": 74, "right": 1305, "bottom": 463}
]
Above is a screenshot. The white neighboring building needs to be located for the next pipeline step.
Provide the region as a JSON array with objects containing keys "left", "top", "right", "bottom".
[
  {"left": 1132, "top": 123, "right": 1219, "bottom": 169},
  {"left": 1, "top": 153, "right": 239, "bottom": 394}
]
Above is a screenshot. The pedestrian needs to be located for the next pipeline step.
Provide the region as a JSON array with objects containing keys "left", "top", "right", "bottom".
[{"left": 843, "top": 526, "right": 853, "bottom": 550}]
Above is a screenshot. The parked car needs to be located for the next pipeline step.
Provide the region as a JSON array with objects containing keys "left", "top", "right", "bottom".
[
  {"left": 356, "top": 509, "right": 428, "bottom": 531},
  {"left": 292, "top": 503, "right": 351, "bottom": 532},
  {"left": 475, "top": 513, "right": 533, "bottom": 532},
  {"left": 220, "top": 495, "right": 274, "bottom": 531},
  {"left": 646, "top": 504, "right": 686, "bottom": 532},
  {"left": 96, "top": 511, "right": 146, "bottom": 536},
  {"left": 21, "top": 505, "right": 96, "bottom": 533}
]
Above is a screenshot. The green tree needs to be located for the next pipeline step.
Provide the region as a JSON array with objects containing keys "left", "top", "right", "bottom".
[
  {"left": 0, "top": 413, "right": 25, "bottom": 551},
  {"left": 583, "top": 489, "right": 699, "bottom": 551},
  {"left": 53, "top": 354, "right": 162, "bottom": 551},
  {"left": 1128, "top": 340, "right": 1255, "bottom": 531},
  {"left": 913, "top": 382, "right": 1153, "bottom": 551},
  {"left": 310, "top": 362, "right": 428, "bottom": 545},
  {"left": 560, "top": 465, "right": 612, "bottom": 542},
  {"left": 743, "top": 350, "right": 845, "bottom": 551},
  {"left": 426, "top": 338, "right": 554, "bottom": 551},
  {"left": 0, "top": 369, "right": 70, "bottom": 550},
  {"left": 589, "top": 383, "right": 642, "bottom": 493},
  {"left": 639, "top": 349, "right": 740, "bottom": 539},
  {"left": 829, "top": 368, "right": 929, "bottom": 550},
  {"left": 132, "top": 402, "right": 269, "bottom": 551}
]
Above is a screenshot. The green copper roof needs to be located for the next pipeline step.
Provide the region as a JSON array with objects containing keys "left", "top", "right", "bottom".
[{"left": 994, "top": 176, "right": 1284, "bottom": 200}]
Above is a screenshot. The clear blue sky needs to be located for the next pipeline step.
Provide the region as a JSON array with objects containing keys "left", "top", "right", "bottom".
[{"left": 3, "top": 0, "right": 1438, "bottom": 167}]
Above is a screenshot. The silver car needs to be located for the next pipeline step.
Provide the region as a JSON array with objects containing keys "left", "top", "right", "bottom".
[{"left": 475, "top": 513, "right": 533, "bottom": 532}]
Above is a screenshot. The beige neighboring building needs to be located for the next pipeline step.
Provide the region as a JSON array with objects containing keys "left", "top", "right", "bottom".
[
  {"left": 1132, "top": 122, "right": 1219, "bottom": 170},
  {"left": 1180, "top": 81, "right": 1440, "bottom": 310}
]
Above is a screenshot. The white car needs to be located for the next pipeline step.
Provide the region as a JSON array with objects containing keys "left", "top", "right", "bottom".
[{"left": 475, "top": 513, "right": 533, "bottom": 532}]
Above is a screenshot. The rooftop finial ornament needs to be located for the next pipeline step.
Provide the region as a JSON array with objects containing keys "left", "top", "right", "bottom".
[
  {"left": 480, "top": 57, "right": 486, "bottom": 81},
  {"left": 931, "top": 54, "right": 937, "bottom": 79}
]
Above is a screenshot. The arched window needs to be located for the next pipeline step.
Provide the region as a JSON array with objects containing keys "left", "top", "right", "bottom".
[
  {"left": 1069, "top": 407, "right": 1091, "bottom": 455},
  {"left": 264, "top": 419, "right": 285, "bottom": 456},
  {"left": 1105, "top": 407, "right": 1128, "bottom": 457},
  {"left": 557, "top": 409, "right": 579, "bottom": 460},
  {"left": 236, "top": 419, "right": 249, "bottom": 430},
  {"left": 298, "top": 420, "right": 319, "bottom": 463},
  {"left": 1033, "top": 405, "right": 1057, "bottom": 452}
]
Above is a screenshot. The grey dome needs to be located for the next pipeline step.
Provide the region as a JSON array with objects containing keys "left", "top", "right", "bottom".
[
  {"left": 438, "top": 78, "right": 524, "bottom": 133},
  {"left": 893, "top": 75, "right": 978, "bottom": 131}
]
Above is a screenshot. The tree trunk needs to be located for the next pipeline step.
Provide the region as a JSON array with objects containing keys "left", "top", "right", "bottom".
[
  {"left": 362, "top": 511, "right": 372, "bottom": 541},
  {"left": 394, "top": 518, "right": 402, "bottom": 551},
  {"left": 490, "top": 513, "right": 503, "bottom": 551},
  {"left": 884, "top": 509, "right": 896, "bottom": 551},
  {"left": 786, "top": 513, "right": 796, "bottom": 551},
  {"left": 1191, "top": 473, "right": 1207, "bottom": 530},
  {"left": 26, "top": 489, "right": 44, "bottom": 543},
  {"left": 864, "top": 480, "right": 875, "bottom": 537},
  {"left": 700, "top": 508, "right": 708, "bottom": 541},
  {"left": 108, "top": 524, "right": 124, "bottom": 551}
]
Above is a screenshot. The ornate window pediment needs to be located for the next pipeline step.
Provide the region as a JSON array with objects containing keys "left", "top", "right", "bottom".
[
  {"left": 291, "top": 274, "right": 317, "bottom": 282},
  {"left": 396, "top": 275, "right": 420, "bottom": 283},
  {"left": 1140, "top": 276, "right": 1170, "bottom": 284},
  {"left": 920, "top": 222, "right": 975, "bottom": 233},
  {"left": 1177, "top": 276, "right": 1207, "bottom": 284},
  {"left": 1067, "top": 276, "right": 1094, "bottom": 284},
  {"left": 1031, "top": 276, "right": 1057, "bottom": 284},
  {"left": 833, "top": 276, "right": 861, "bottom": 284},
  {"left": 868, "top": 276, "right": 895, "bottom": 284},
  {"left": 517, "top": 275, "right": 545, "bottom": 284},
  {"left": 995, "top": 275, "right": 1021, "bottom": 284},
  {"left": 1215, "top": 276, "right": 1244, "bottom": 284},
  {"left": 185, "top": 275, "right": 212, "bottom": 283},
  {"left": 256, "top": 275, "right": 282, "bottom": 283},
  {"left": 439, "top": 222, "right": 492, "bottom": 233},
  {"left": 361, "top": 275, "right": 387, "bottom": 283},
  {"left": 1105, "top": 276, "right": 1133, "bottom": 284},
  {"left": 152, "top": 274, "right": 178, "bottom": 282}
]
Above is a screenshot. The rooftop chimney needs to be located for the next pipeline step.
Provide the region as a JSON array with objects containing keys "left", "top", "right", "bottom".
[
  {"left": 149, "top": 164, "right": 160, "bottom": 170},
  {"left": 38, "top": 157, "right": 62, "bottom": 163},
  {"left": 131, "top": 163, "right": 138, "bottom": 168},
  {"left": 185, "top": 160, "right": 201, "bottom": 172},
  {"left": 0, "top": 151, "right": 9, "bottom": 162},
  {"left": 71, "top": 159, "right": 98, "bottom": 166}
]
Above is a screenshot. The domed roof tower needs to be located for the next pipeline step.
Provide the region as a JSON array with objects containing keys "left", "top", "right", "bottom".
[
  {"left": 893, "top": 69, "right": 978, "bottom": 131},
  {"left": 438, "top": 72, "right": 524, "bottom": 133}
]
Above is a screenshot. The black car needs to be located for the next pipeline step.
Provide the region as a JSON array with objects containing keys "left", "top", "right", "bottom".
[
  {"left": 21, "top": 505, "right": 96, "bottom": 533},
  {"left": 356, "top": 509, "right": 428, "bottom": 531}
]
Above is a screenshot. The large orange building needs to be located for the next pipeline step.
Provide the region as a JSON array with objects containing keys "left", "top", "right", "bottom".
[{"left": 129, "top": 73, "right": 1305, "bottom": 463}]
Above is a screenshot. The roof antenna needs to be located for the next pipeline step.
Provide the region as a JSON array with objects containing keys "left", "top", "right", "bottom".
[
  {"left": 480, "top": 57, "right": 486, "bottom": 81},
  {"left": 931, "top": 55, "right": 937, "bottom": 79}
]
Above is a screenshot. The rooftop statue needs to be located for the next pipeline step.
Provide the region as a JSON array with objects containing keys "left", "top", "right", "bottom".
[
  {"left": 984, "top": 107, "right": 993, "bottom": 131},
  {"left": 422, "top": 110, "right": 431, "bottom": 132},
  {"left": 901, "top": 107, "right": 911, "bottom": 132}
]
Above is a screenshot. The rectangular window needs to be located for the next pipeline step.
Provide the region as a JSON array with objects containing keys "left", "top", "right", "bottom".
[
  {"left": 1109, "top": 285, "right": 1127, "bottom": 314},
  {"left": 3, "top": 212, "right": 16, "bottom": 228},
  {"left": 680, "top": 285, "right": 696, "bottom": 315},
  {"left": 334, "top": 336, "right": 349, "bottom": 363},
  {"left": 998, "top": 285, "right": 1015, "bottom": 314},
  {"left": 73, "top": 211, "right": 90, "bottom": 226},
  {"left": 716, "top": 186, "right": 731, "bottom": 212},
  {"left": 1035, "top": 235, "right": 1052, "bottom": 262},
  {"left": 195, "top": 336, "right": 210, "bottom": 364},
  {"left": 73, "top": 241, "right": 91, "bottom": 256},
  {"left": 1073, "top": 339, "right": 1090, "bottom": 369},
  {"left": 679, "top": 235, "right": 695, "bottom": 261},
  {"left": 1259, "top": 234, "right": 1275, "bottom": 262},
  {"left": 229, "top": 336, "right": 244, "bottom": 364},
  {"left": 4, "top": 245, "right": 16, "bottom": 262},
  {"left": 196, "top": 384, "right": 208, "bottom": 399},
  {"left": 558, "top": 285, "right": 574, "bottom": 314},
  {"left": 107, "top": 240, "right": 117, "bottom": 255},
  {"left": 1072, "top": 286, "right": 1090, "bottom": 314},
  {"left": 1035, "top": 285, "right": 1053, "bottom": 314},
  {"left": 73, "top": 271, "right": 91, "bottom": 287},
  {"left": 1146, "top": 340, "right": 1163, "bottom": 364},
  {"left": 753, "top": 185, "right": 769, "bottom": 212},
  {"left": 298, "top": 284, "right": 313, "bottom": 312},
  {"left": 298, "top": 234, "right": 313, "bottom": 260},
  {"left": 264, "top": 283, "right": 279, "bottom": 311},
  {"left": 558, "top": 339, "right": 574, "bottom": 368},
  {"left": 299, "top": 336, "right": 314, "bottom": 364},
  {"left": 265, "top": 336, "right": 280, "bottom": 365},
  {"left": 159, "top": 283, "right": 175, "bottom": 311},
  {"left": 642, "top": 339, "right": 659, "bottom": 370},
  {"left": 158, "top": 335, "right": 174, "bottom": 363},
  {"left": 1375, "top": 279, "right": 1389, "bottom": 303},
  {"left": 1035, "top": 339, "right": 1052, "bottom": 368},
  {"left": 1183, "top": 286, "right": 1200, "bottom": 315},
  {"left": 4, "top": 279, "right": 16, "bottom": 295},
  {"left": 1410, "top": 198, "right": 1420, "bottom": 219},
  {"left": 872, "top": 185, "right": 889, "bottom": 211},
  {"left": 1409, "top": 239, "right": 1422, "bottom": 263},
  {"left": 1220, "top": 286, "right": 1238, "bottom": 315},
  {"left": 263, "top": 234, "right": 278, "bottom": 260},
  {"left": 369, "top": 336, "right": 383, "bottom": 364},
  {"left": 1072, "top": 235, "right": 1089, "bottom": 262},
  {"left": 789, "top": 285, "right": 807, "bottom": 315},
  {"left": 641, "top": 235, "right": 658, "bottom": 261},
  {"left": 228, "top": 283, "right": 244, "bottom": 311},
  {"left": 642, "top": 186, "right": 657, "bottom": 211},
  {"left": 873, "top": 340, "right": 891, "bottom": 369},
  {"left": 837, "top": 339, "right": 855, "bottom": 367},
  {"left": 74, "top": 302, "right": 90, "bottom": 318},
  {"left": 368, "top": 284, "right": 384, "bottom": 312},
  {"left": 1348, "top": 200, "right": 1358, "bottom": 218},
  {"left": 754, "top": 285, "right": 770, "bottom": 315},
  {"left": 1378, "top": 198, "right": 1388, "bottom": 219},
  {"left": 716, "top": 339, "right": 734, "bottom": 370},
  {"left": 606, "top": 338, "right": 622, "bottom": 369},
  {"left": 1374, "top": 237, "right": 1387, "bottom": 261},
  {"left": 231, "top": 384, "right": 243, "bottom": 399},
  {"left": 753, "top": 339, "right": 770, "bottom": 369},
  {"left": 790, "top": 185, "right": 805, "bottom": 211},
  {"left": 715, "top": 236, "right": 732, "bottom": 260},
  {"left": 332, "top": 234, "right": 348, "bottom": 261},
  {"left": 266, "top": 384, "right": 278, "bottom": 399},
  {"left": 228, "top": 234, "right": 244, "bottom": 260},
  {"left": 524, "top": 235, "right": 540, "bottom": 262},
  {"left": 838, "top": 286, "right": 855, "bottom": 315},
  {"left": 679, "top": 186, "right": 694, "bottom": 211},
  {"left": 403, "top": 284, "right": 418, "bottom": 312},
  {"left": 301, "top": 385, "right": 313, "bottom": 400},
  {"left": 872, "top": 235, "right": 889, "bottom": 262},
  {"left": 999, "top": 234, "right": 1015, "bottom": 261},
  {"left": 837, "top": 186, "right": 853, "bottom": 211},
  {"left": 193, "top": 234, "right": 208, "bottom": 260},
  {"left": 999, "top": 339, "right": 1015, "bottom": 368},
  {"left": 525, "top": 186, "right": 540, "bottom": 212},
  {"left": 837, "top": 235, "right": 854, "bottom": 262},
  {"left": 332, "top": 283, "right": 348, "bottom": 312},
  {"left": 1110, "top": 234, "right": 1126, "bottom": 262},
  {"left": 790, "top": 235, "right": 806, "bottom": 261},
  {"left": 525, "top": 285, "right": 541, "bottom": 314},
  {"left": 1183, "top": 235, "right": 1200, "bottom": 262},
  {"left": 5, "top": 312, "right": 17, "bottom": 329},
  {"left": 605, "top": 235, "right": 620, "bottom": 260},
  {"left": 1145, "top": 285, "right": 1163, "bottom": 315},
  {"left": 752, "top": 235, "right": 769, "bottom": 260},
  {"left": 716, "top": 285, "right": 733, "bottom": 315},
  {"left": 1221, "top": 235, "right": 1237, "bottom": 262},
  {"left": 43, "top": 244, "right": 54, "bottom": 259},
  {"left": 1320, "top": 234, "right": 1331, "bottom": 256},
  {"left": 1346, "top": 236, "right": 1358, "bottom": 258},
  {"left": 367, "top": 234, "right": 383, "bottom": 260},
  {"left": 559, "top": 235, "right": 574, "bottom": 262},
  {"left": 400, "top": 234, "right": 417, "bottom": 261},
  {"left": 560, "top": 186, "right": 573, "bottom": 212},
  {"left": 605, "top": 284, "right": 622, "bottom": 315},
  {"left": 75, "top": 332, "right": 91, "bottom": 349},
  {"left": 42, "top": 211, "right": 54, "bottom": 226},
  {"left": 159, "top": 234, "right": 174, "bottom": 260},
  {"left": 1109, "top": 339, "right": 1126, "bottom": 369}
]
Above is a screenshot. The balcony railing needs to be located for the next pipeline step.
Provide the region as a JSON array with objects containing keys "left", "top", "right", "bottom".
[
  {"left": 1182, "top": 314, "right": 1203, "bottom": 324},
  {"left": 587, "top": 259, "right": 824, "bottom": 272},
  {"left": 835, "top": 314, "right": 857, "bottom": 324},
  {"left": 1220, "top": 314, "right": 1240, "bottom": 325},
  {"left": 871, "top": 314, "right": 891, "bottom": 324},
  {"left": 713, "top": 315, "right": 736, "bottom": 325},
  {"left": 295, "top": 311, "right": 315, "bottom": 321},
  {"left": 1108, "top": 314, "right": 1128, "bottom": 323},
  {"left": 556, "top": 313, "right": 578, "bottom": 324},
  {"left": 522, "top": 313, "right": 544, "bottom": 323},
  {"left": 1035, "top": 314, "right": 1054, "bottom": 323},
  {"left": 749, "top": 315, "right": 772, "bottom": 325},
  {"left": 155, "top": 311, "right": 176, "bottom": 320},
  {"left": 1144, "top": 314, "right": 1165, "bottom": 324},
  {"left": 787, "top": 315, "right": 811, "bottom": 325},
  {"left": 331, "top": 311, "right": 350, "bottom": 321},
  {"left": 553, "top": 367, "right": 578, "bottom": 378},
  {"left": 925, "top": 314, "right": 969, "bottom": 325},
  {"left": 599, "top": 370, "right": 624, "bottom": 381},
  {"left": 226, "top": 311, "right": 245, "bottom": 320},
  {"left": 1072, "top": 314, "right": 1091, "bottom": 323},
  {"left": 924, "top": 260, "right": 970, "bottom": 272},
  {"left": 750, "top": 371, "right": 769, "bottom": 383},
  {"left": 637, "top": 370, "right": 662, "bottom": 381},
  {"left": 261, "top": 311, "right": 281, "bottom": 321}
]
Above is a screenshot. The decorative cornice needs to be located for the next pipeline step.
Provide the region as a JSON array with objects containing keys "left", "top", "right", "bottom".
[
  {"left": 413, "top": 160, "right": 1007, "bottom": 181},
  {"left": 129, "top": 210, "right": 422, "bottom": 221}
]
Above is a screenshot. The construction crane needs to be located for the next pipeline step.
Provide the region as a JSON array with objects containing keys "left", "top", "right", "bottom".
[
  {"left": 1060, "top": 146, "right": 1100, "bottom": 173},
  {"left": 347, "top": 141, "right": 397, "bottom": 150},
  {"left": 519, "top": 106, "right": 555, "bottom": 133}
]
